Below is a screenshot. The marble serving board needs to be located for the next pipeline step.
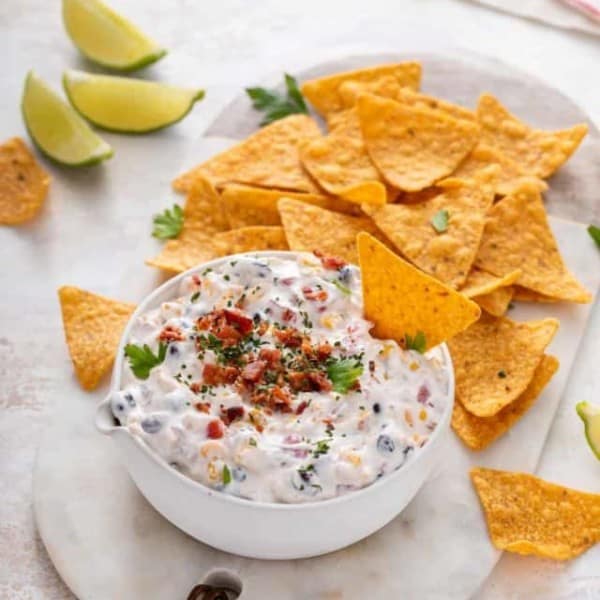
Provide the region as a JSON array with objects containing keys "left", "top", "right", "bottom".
[{"left": 33, "top": 53, "right": 600, "bottom": 600}]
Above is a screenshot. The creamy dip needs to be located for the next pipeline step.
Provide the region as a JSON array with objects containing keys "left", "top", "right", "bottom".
[{"left": 111, "top": 253, "right": 449, "bottom": 503}]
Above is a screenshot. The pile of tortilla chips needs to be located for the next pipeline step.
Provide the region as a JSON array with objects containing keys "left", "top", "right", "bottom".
[{"left": 57, "top": 60, "right": 599, "bottom": 562}]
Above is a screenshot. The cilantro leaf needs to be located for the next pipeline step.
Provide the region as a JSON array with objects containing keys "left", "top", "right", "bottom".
[
  {"left": 152, "top": 204, "right": 183, "bottom": 239},
  {"left": 330, "top": 278, "right": 351, "bottom": 296},
  {"left": 124, "top": 342, "right": 167, "bottom": 379},
  {"left": 405, "top": 331, "right": 426, "bottom": 354},
  {"left": 326, "top": 358, "right": 364, "bottom": 394},
  {"left": 246, "top": 73, "right": 308, "bottom": 126},
  {"left": 588, "top": 224, "right": 600, "bottom": 249},
  {"left": 222, "top": 465, "right": 231, "bottom": 485},
  {"left": 431, "top": 209, "right": 449, "bottom": 233}
]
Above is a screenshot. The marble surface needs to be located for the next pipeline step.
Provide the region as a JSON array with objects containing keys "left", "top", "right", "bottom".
[{"left": 2, "top": 1, "right": 600, "bottom": 599}]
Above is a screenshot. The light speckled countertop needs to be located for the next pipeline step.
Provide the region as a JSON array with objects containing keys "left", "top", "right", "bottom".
[{"left": 1, "top": 1, "right": 599, "bottom": 598}]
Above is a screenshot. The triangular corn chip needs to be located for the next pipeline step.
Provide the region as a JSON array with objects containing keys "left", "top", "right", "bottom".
[
  {"left": 357, "top": 232, "right": 481, "bottom": 350},
  {"left": 475, "top": 182, "right": 591, "bottom": 303},
  {"left": 147, "top": 178, "right": 228, "bottom": 273},
  {"left": 278, "top": 198, "right": 383, "bottom": 264},
  {"left": 512, "top": 286, "right": 560, "bottom": 303},
  {"left": 471, "top": 467, "right": 600, "bottom": 560},
  {"left": 448, "top": 313, "right": 559, "bottom": 417},
  {"left": 213, "top": 226, "right": 289, "bottom": 255},
  {"left": 58, "top": 286, "right": 135, "bottom": 391},
  {"left": 453, "top": 143, "right": 547, "bottom": 197},
  {"left": 472, "top": 286, "right": 514, "bottom": 317},
  {"left": 301, "top": 62, "right": 421, "bottom": 117},
  {"left": 172, "top": 115, "right": 321, "bottom": 194},
  {"left": 460, "top": 268, "right": 521, "bottom": 298},
  {"left": 394, "top": 87, "right": 476, "bottom": 122},
  {"left": 357, "top": 93, "right": 480, "bottom": 191},
  {"left": 327, "top": 107, "right": 362, "bottom": 137},
  {"left": 0, "top": 137, "right": 50, "bottom": 225},
  {"left": 453, "top": 354, "right": 558, "bottom": 450},
  {"left": 477, "top": 93, "right": 588, "bottom": 178},
  {"left": 299, "top": 135, "right": 388, "bottom": 206},
  {"left": 221, "top": 184, "right": 358, "bottom": 229},
  {"left": 364, "top": 168, "right": 497, "bottom": 288}
]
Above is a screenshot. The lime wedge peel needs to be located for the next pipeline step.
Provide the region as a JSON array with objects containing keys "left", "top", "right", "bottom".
[
  {"left": 576, "top": 401, "right": 600, "bottom": 460},
  {"left": 22, "top": 71, "right": 113, "bottom": 167},
  {"left": 62, "top": 0, "right": 166, "bottom": 72},
  {"left": 63, "top": 70, "right": 205, "bottom": 134}
]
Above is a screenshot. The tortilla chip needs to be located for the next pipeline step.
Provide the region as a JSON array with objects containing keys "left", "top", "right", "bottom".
[
  {"left": 357, "top": 93, "right": 480, "bottom": 191},
  {"left": 220, "top": 184, "right": 359, "bottom": 229},
  {"left": 213, "top": 226, "right": 289, "bottom": 255},
  {"left": 301, "top": 62, "right": 421, "bottom": 117},
  {"left": 394, "top": 88, "right": 476, "bottom": 122},
  {"left": 58, "top": 286, "right": 135, "bottom": 391},
  {"left": 448, "top": 313, "right": 559, "bottom": 417},
  {"left": 172, "top": 115, "right": 321, "bottom": 194},
  {"left": 278, "top": 197, "right": 383, "bottom": 264},
  {"left": 299, "top": 135, "right": 387, "bottom": 206},
  {"left": 147, "top": 178, "right": 228, "bottom": 273},
  {"left": 477, "top": 93, "right": 588, "bottom": 179},
  {"left": 512, "top": 286, "right": 560, "bottom": 303},
  {"left": 363, "top": 168, "right": 497, "bottom": 288},
  {"left": 327, "top": 107, "right": 362, "bottom": 138},
  {"left": 475, "top": 181, "right": 591, "bottom": 303},
  {"left": 453, "top": 354, "right": 558, "bottom": 450},
  {"left": 471, "top": 467, "right": 600, "bottom": 560},
  {"left": 453, "top": 143, "right": 547, "bottom": 197},
  {"left": 357, "top": 232, "right": 481, "bottom": 350},
  {"left": 0, "top": 137, "right": 50, "bottom": 225},
  {"left": 473, "top": 286, "right": 514, "bottom": 317},
  {"left": 460, "top": 268, "right": 521, "bottom": 298}
]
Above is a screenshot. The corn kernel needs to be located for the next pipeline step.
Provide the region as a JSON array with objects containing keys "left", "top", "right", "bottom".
[{"left": 419, "top": 409, "right": 427, "bottom": 421}]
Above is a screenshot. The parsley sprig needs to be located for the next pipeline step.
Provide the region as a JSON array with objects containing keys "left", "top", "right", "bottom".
[
  {"left": 405, "top": 331, "right": 427, "bottom": 354},
  {"left": 326, "top": 357, "right": 364, "bottom": 394},
  {"left": 152, "top": 204, "right": 183, "bottom": 239},
  {"left": 588, "top": 224, "right": 600, "bottom": 249},
  {"left": 124, "top": 342, "right": 167, "bottom": 379},
  {"left": 246, "top": 74, "right": 308, "bottom": 126}
]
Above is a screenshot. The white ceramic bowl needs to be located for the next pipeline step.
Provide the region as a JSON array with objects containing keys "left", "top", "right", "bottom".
[{"left": 95, "top": 251, "right": 454, "bottom": 560}]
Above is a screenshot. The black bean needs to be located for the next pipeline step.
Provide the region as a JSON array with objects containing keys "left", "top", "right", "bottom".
[
  {"left": 377, "top": 434, "right": 395, "bottom": 454},
  {"left": 124, "top": 392, "right": 136, "bottom": 407},
  {"left": 338, "top": 266, "right": 352, "bottom": 283},
  {"left": 372, "top": 402, "right": 381, "bottom": 414},
  {"left": 169, "top": 344, "right": 179, "bottom": 356},
  {"left": 141, "top": 417, "right": 163, "bottom": 434}
]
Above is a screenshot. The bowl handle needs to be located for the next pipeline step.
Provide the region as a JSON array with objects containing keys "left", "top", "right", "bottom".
[{"left": 95, "top": 395, "right": 119, "bottom": 435}]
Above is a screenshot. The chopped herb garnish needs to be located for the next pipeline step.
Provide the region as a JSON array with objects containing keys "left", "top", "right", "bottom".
[
  {"left": 248, "top": 438, "right": 257, "bottom": 447},
  {"left": 152, "top": 204, "right": 183, "bottom": 239},
  {"left": 313, "top": 439, "right": 330, "bottom": 458},
  {"left": 190, "top": 291, "right": 200, "bottom": 302},
  {"left": 124, "top": 342, "right": 167, "bottom": 379},
  {"left": 405, "top": 331, "right": 426, "bottom": 354},
  {"left": 430, "top": 209, "right": 449, "bottom": 233},
  {"left": 331, "top": 278, "right": 351, "bottom": 296},
  {"left": 326, "top": 357, "right": 364, "bottom": 394},
  {"left": 497, "top": 369, "right": 507, "bottom": 378},
  {"left": 588, "top": 224, "right": 600, "bottom": 249},
  {"left": 246, "top": 73, "right": 308, "bottom": 126},
  {"left": 222, "top": 465, "right": 231, "bottom": 485}
]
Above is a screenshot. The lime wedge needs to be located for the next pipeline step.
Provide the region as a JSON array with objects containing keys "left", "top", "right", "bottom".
[
  {"left": 63, "top": 70, "right": 205, "bottom": 134},
  {"left": 576, "top": 401, "right": 600, "bottom": 460},
  {"left": 22, "top": 71, "right": 113, "bottom": 167},
  {"left": 62, "top": 0, "right": 166, "bottom": 71}
]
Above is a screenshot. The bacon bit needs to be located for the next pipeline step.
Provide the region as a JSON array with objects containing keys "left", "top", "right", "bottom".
[
  {"left": 281, "top": 308, "right": 296, "bottom": 322},
  {"left": 417, "top": 384, "right": 431, "bottom": 404},
  {"left": 258, "top": 347, "right": 281, "bottom": 367},
  {"left": 251, "top": 385, "right": 292, "bottom": 413},
  {"left": 158, "top": 325, "right": 185, "bottom": 342},
  {"left": 316, "top": 342, "right": 333, "bottom": 360},
  {"left": 241, "top": 360, "right": 267, "bottom": 383},
  {"left": 302, "top": 286, "right": 328, "bottom": 302},
  {"left": 214, "top": 324, "right": 242, "bottom": 345},
  {"left": 221, "top": 405, "right": 245, "bottom": 425},
  {"left": 288, "top": 371, "right": 309, "bottom": 392},
  {"left": 194, "top": 401, "right": 210, "bottom": 413},
  {"left": 274, "top": 327, "right": 303, "bottom": 348},
  {"left": 202, "top": 363, "right": 239, "bottom": 386},
  {"left": 191, "top": 275, "right": 202, "bottom": 286},
  {"left": 295, "top": 400, "right": 309, "bottom": 415},
  {"left": 223, "top": 309, "right": 254, "bottom": 334},
  {"left": 206, "top": 419, "right": 224, "bottom": 439},
  {"left": 256, "top": 321, "right": 268, "bottom": 336},
  {"left": 307, "top": 371, "right": 333, "bottom": 392},
  {"left": 190, "top": 382, "right": 202, "bottom": 394},
  {"left": 313, "top": 250, "right": 346, "bottom": 270},
  {"left": 248, "top": 409, "right": 266, "bottom": 432}
]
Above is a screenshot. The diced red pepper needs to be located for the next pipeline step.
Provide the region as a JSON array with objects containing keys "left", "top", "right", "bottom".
[
  {"left": 158, "top": 325, "right": 185, "bottom": 342},
  {"left": 313, "top": 250, "right": 346, "bottom": 270},
  {"left": 206, "top": 419, "right": 224, "bottom": 439},
  {"left": 302, "top": 286, "right": 328, "bottom": 302},
  {"left": 221, "top": 405, "right": 245, "bottom": 425}
]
